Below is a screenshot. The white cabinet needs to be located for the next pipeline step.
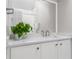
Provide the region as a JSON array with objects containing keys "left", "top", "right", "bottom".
[
  {"left": 41, "top": 39, "right": 71, "bottom": 59},
  {"left": 41, "top": 42, "right": 58, "bottom": 59},
  {"left": 58, "top": 40, "right": 72, "bottom": 59},
  {"left": 10, "top": 39, "right": 71, "bottom": 59},
  {"left": 11, "top": 44, "right": 41, "bottom": 59}
]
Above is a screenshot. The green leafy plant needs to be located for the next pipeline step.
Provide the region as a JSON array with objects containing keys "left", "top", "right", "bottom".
[{"left": 11, "top": 22, "right": 32, "bottom": 38}]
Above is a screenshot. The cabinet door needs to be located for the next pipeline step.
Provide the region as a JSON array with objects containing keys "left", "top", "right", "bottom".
[
  {"left": 41, "top": 42, "right": 58, "bottom": 59},
  {"left": 58, "top": 40, "right": 72, "bottom": 59},
  {"left": 11, "top": 44, "right": 41, "bottom": 59}
]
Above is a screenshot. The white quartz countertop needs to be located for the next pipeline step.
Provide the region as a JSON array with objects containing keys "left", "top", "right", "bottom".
[{"left": 7, "top": 33, "right": 72, "bottom": 48}]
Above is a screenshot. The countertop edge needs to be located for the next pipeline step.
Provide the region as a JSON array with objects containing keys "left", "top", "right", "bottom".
[{"left": 7, "top": 37, "right": 72, "bottom": 48}]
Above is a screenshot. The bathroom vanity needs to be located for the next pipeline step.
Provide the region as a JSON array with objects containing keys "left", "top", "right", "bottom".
[
  {"left": 6, "top": 0, "right": 72, "bottom": 59},
  {"left": 7, "top": 34, "right": 72, "bottom": 59}
]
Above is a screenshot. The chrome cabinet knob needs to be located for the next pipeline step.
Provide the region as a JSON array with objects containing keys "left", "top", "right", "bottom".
[
  {"left": 37, "top": 47, "right": 39, "bottom": 50},
  {"left": 55, "top": 44, "right": 58, "bottom": 46},
  {"left": 60, "top": 43, "right": 63, "bottom": 46}
]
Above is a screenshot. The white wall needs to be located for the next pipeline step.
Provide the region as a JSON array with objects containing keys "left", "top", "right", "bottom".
[
  {"left": 58, "top": 0, "right": 72, "bottom": 33},
  {"left": 35, "top": 0, "right": 57, "bottom": 32},
  {"left": 49, "top": 3, "right": 56, "bottom": 32},
  {"left": 35, "top": 1, "right": 51, "bottom": 31}
]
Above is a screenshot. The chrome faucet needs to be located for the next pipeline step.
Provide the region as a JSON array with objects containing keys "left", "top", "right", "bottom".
[{"left": 41, "top": 30, "right": 50, "bottom": 37}]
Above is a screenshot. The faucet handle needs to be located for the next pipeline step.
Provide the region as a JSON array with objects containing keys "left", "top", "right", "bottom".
[
  {"left": 46, "top": 30, "right": 50, "bottom": 36},
  {"left": 41, "top": 30, "right": 44, "bottom": 37}
]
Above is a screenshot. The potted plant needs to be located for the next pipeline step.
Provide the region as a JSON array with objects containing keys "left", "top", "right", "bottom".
[{"left": 10, "top": 22, "right": 32, "bottom": 40}]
